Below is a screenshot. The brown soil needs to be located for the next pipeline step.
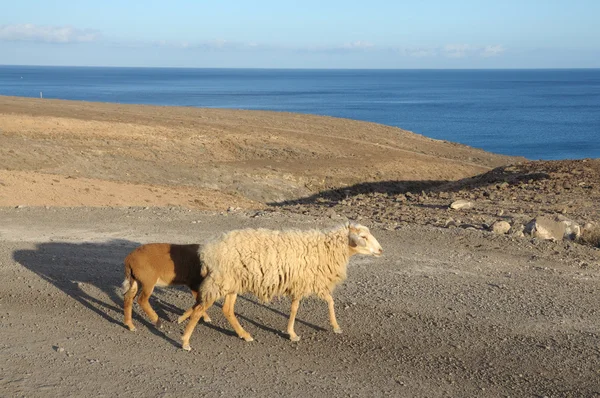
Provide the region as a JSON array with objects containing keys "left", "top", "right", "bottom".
[
  {"left": 0, "top": 95, "right": 518, "bottom": 207},
  {"left": 1, "top": 96, "right": 599, "bottom": 397},
  {"left": 278, "top": 159, "right": 600, "bottom": 239}
]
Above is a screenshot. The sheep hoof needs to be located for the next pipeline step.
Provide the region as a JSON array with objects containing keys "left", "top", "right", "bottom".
[
  {"left": 333, "top": 328, "right": 343, "bottom": 334},
  {"left": 203, "top": 316, "right": 212, "bottom": 323},
  {"left": 126, "top": 324, "right": 136, "bottom": 332},
  {"left": 177, "top": 315, "right": 187, "bottom": 324},
  {"left": 242, "top": 335, "right": 254, "bottom": 342},
  {"left": 154, "top": 319, "right": 162, "bottom": 329},
  {"left": 182, "top": 344, "right": 191, "bottom": 351},
  {"left": 290, "top": 335, "right": 300, "bottom": 342}
]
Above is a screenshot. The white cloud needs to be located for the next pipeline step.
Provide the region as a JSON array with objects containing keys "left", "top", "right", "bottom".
[
  {"left": 341, "top": 41, "right": 375, "bottom": 50},
  {"left": 396, "top": 47, "right": 437, "bottom": 57},
  {"left": 444, "top": 44, "right": 472, "bottom": 58},
  {"left": 481, "top": 44, "right": 505, "bottom": 57},
  {"left": 441, "top": 44, "right": 506, "bottom": 58},
  {"left": 0, "top": 24, "right": 100, "bottom": 43},
  {"left": 153, "top": 38, "right": 259, "bottom": 51}
]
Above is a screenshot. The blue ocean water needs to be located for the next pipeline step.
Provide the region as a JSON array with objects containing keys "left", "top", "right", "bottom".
[{"left": 1, "top": 65, "right": 599, "bottom": 160}]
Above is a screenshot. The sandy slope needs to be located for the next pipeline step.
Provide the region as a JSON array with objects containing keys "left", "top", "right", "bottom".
[{"left": 0, "top": 95, "right": 520, "bottom": 206}]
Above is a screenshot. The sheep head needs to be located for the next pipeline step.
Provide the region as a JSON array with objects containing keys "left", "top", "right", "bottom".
[{"left": 348, "top": 223, "right": 383, "bottom": 257}]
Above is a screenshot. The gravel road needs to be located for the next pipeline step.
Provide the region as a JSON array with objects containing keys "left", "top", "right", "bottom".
[{"left": 1, "top": 207, "right": 599, "bottom": 397}]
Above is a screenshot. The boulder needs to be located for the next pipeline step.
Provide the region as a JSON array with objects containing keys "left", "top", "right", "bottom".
[
  {"left": 555, "top": 215, "right": 582, "bottom": 240},
  {"left": 525, "top": 216, "right": 581, "bottom": 241},
  {"left": 491, "top": 220, "right": 511, "bottom": 235},
  {"left": 450, "top": 200, "right": 473, "bottom": 210}
]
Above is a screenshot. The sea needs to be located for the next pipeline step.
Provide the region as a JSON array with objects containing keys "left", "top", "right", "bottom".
[{"left": 1, "top": 66, "right": 599, "bottom": 160}]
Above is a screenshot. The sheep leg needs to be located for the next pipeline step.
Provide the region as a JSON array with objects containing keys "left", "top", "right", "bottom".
[
  {"left": 222, "top": 293, "right": 254, "bottom": 342},
  {"left": 178, "top": 290, "right": 211, "bottom": 324},
  {"left": 181, "top": 299, "right": 215, "bottom": 351},
  {"left": 287, "top": 298, "right": 301, "bottom": 341},
  {"left": 178, "top": 307, "right": 194, "bottom": 324},
  {"left": 123, "top": 280, "right": 139, "bottom": 331},
  {"left": 137, "top": 285, "right": 161, "bottom": 328},
  {"left": 325, "top": 294, "right": 342, "bottom": 334}
]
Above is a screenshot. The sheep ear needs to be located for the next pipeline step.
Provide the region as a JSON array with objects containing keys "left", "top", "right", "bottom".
[{"left": 349, "top": 232, "right": 366, "bottom": 248}]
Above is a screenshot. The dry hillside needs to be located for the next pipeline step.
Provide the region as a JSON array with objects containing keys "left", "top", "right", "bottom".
[{"left": 0, "top": 95, "right": 519, "bottom": 208}]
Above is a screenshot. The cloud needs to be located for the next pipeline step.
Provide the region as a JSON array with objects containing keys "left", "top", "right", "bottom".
[
  {"left": 153, "top": 38, "right": 261, "bottom": 51},
  {"left": 481, "top": 44, "right": 505, "bottom": 57},
  {"left": 396, "top": 47, "right": 437, "bottom": 57},
  {"left": 0, "top": 24, "right": 100, "bottom": 43},
  {"left": 442, "top": 44, "right": 506, "bottom": 58},
  {"left": 341, "top": 41, "right": 375, "bottom": 50},
  {"left": 443, "top": 44, "right": 472, "bottom": 58}
]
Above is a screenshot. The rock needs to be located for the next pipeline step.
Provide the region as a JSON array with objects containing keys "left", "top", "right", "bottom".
[
  {"left": 450, "top": 200, "right": 473, "bottom": 210},
  {"left": 510, "top": 224, "right": 525, "bottom": 238},
  {"left": 491, "top": 220, "right": 511, "bottom": 235},
  {"left": 445, "top": 218, "right": 459, "bottom": 228},
  {"left": 583, "top": 222, "right": 596, "bottom": 232},
  {"left": 555, "top": 215, "right": 581, "bottom": 240},
  {"left": 524, "top": 216, "right": 580, "bottom": 241}
]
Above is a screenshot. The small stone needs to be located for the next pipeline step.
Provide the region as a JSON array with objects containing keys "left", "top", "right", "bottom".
[
  {"left": 445, "top": 218, "right": 459, "bottom": 228},
  {"left": 491, "top": 220, "right": 511, "bottom": 235},
  {"left": 450, "top": 200, "right": 473, "bottom": 210},
  {"left": 510, "top": 224, "right": 525, "bottom": 238},
  {"left": 395, "top": 194, "right": 407, "bottom": 202}
]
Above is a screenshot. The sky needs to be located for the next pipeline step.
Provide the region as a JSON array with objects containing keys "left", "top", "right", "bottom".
[{"left": 0, "top": 0, "right": 599, "bottom": 69}]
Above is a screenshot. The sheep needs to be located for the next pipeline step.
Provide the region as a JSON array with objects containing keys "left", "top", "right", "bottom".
[
  {"left": 180, "top": 222, "right": 383, "bottom": 351},
  {"left": 122, "top": 243, "right": 212, "bottom": 331}
]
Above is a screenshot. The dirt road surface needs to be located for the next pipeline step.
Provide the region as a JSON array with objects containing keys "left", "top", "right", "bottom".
[{"left": 1, "top": 207, "right": 599, "bottom": 397}]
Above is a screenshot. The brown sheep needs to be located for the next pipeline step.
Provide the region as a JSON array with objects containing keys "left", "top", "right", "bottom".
[{"left": 122, "top": 243, "right": 212, "bottom": 331}]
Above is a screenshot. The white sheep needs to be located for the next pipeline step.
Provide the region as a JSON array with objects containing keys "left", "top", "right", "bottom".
[{"left": 180, "top": 222, "right": 383, "bottom": 351}]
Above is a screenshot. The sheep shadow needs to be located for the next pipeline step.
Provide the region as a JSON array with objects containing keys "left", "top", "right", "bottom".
[
  {"left": 12, "top": 239, "right": 330, "bottom": 345},
  {"left": 237, "top": 295, "right": 327, "bottom": 332},
  {"left": 12, "top": 239, "right": 181, "bottom": 348},
  {"left": 199, "top": 300, "right": 289, "bottom": 340},
  {"left": 268, "top": 164, "right": 550, "bottom": 208},
  {"left": 174, "top": 295, "right": 326, "bottom": 341}
]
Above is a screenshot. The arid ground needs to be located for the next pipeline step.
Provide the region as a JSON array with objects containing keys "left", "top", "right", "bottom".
[{"left": 1, "top": 96, "right": 598, "bottom": 397}]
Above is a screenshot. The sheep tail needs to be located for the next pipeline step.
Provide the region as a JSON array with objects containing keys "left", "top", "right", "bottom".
[{"left": 122, "top": 256, "right": 134, "bottom": 293}]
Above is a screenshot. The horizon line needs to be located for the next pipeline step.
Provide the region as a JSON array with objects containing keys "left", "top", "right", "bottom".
[{"left": 1, "top": 63, "right": 600, "bottom": 71}]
